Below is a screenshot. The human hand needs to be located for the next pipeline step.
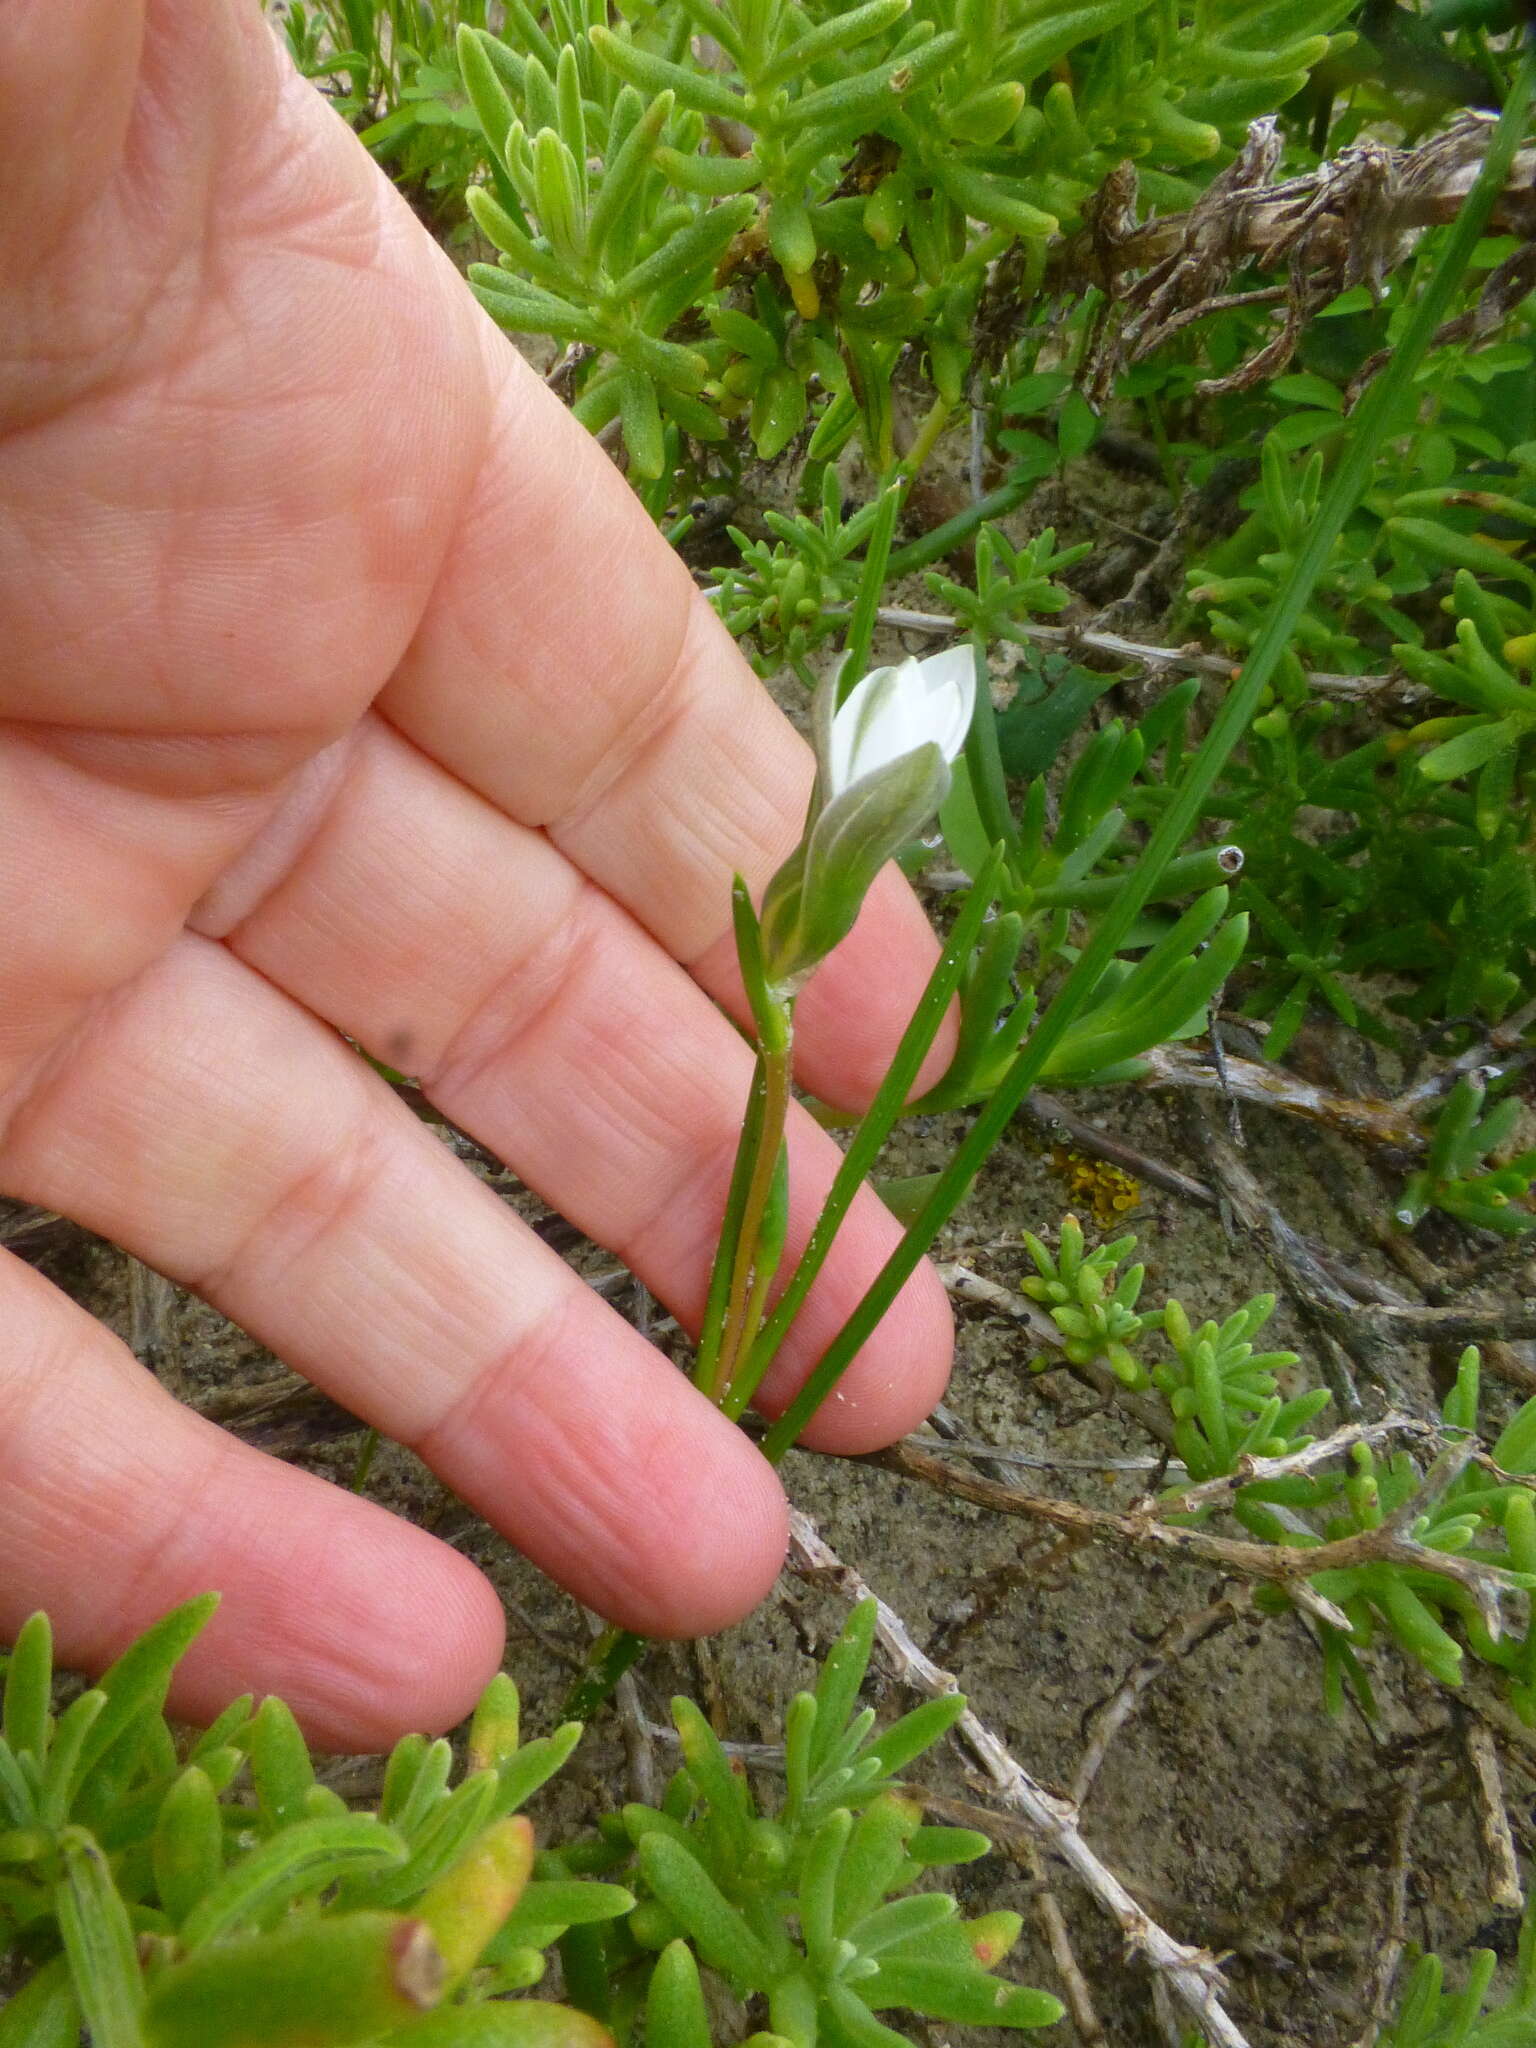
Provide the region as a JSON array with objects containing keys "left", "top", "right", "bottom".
[{"left": 0, "top": 3, "right": 953, "bottom": 1747}]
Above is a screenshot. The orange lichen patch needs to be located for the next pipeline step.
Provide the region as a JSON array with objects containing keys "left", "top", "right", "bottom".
[{"left": 1048, "top": 1144, "right": 1141, "bottom": 1228}]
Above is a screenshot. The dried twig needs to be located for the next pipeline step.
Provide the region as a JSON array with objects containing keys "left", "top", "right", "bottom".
[
  {"left": 786, "top": 1508, "right": 1255, "bottom": 2048},
  {"left": 1462, "top": 1713, "right": 1525, "bottom": 1915},
  {"left": 872, "top": 1438, "right": 1521, "bottom": 1646},
  {"left": 1147, "top": 1045, "right": 1423, "bottom": 1152},
  {"left": 0, "top": 1201, "right": 89, "bottom": 1265},
  {"left": 1051, "top": 115, "right": 1536, "bottom": 395},
  {"left": 1160, "top": 1417, "right": 1437, "bottom": 1522},
  {"left": 615, "top": 1668, "right": 661, "bottom": 1808},
  {"left": 1021, "top": 1834, "right": 1109, "bottom": 2048},
  {"left": 861, "top": 603, "right": 1415, "bottom": 705},
  {"left": 1350, "top": 1301, "right": 1536, "bottom": 1345},
  {"left": 1432, "top": 1229, "right": 1536, "bottom": 1305},
  {"left": 127, "top": 1258, "right": 178, "bottom": 1379},
  {"left": 1192, "top": 1110, "right": 1392, "bottom": 1407},
  {"left": 1024, "top": 1090, "right": 1218, "bottom": 1211},
  {"left": 913, "top": 1438, "right": 1170, "bottom": 1479},
  {"left": 1393, "top": 998, "right": 1536, "bottom": 1112},
  {"left": 1072, "top": 1588, "right": 1255, "bottom": 1809}
]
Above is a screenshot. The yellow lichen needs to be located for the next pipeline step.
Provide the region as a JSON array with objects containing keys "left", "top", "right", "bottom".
[{"left": 1048, "top": 1144, "right": 1141, "bottom": 1228}]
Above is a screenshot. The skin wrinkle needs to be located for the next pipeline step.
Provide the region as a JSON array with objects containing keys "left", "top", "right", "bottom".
[
  {"left": 544, "top": 635, "right": 704, "bottom": 848},
  {"left": 188, "top": 730, "right": 360, "bottom": 937},
  {"left": 187, "top": 1068, "right": 389, "bottom": 1312},
  {"left": 414, "top": 1286, "right": 788, "bottom": 1636},
  {"left": 555, "top": 612, "right": 808, "bottom": 965},
  {"left": 451, "top": 922, "right": 754, "bottom": 1247},
  {"left": 427, "top": 892, "right": 600, "bottom": 1104}
]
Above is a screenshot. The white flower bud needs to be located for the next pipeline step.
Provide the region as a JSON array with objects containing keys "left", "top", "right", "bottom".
[
  {"left": 824, "top": 648, "right": 976, "bottom": 799},
  {"left": 760, "top": 648, "right": 979, "bottom": 986}
]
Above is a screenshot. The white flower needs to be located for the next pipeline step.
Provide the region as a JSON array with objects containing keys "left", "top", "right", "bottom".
[
  {"left": 825, "top": 648, "right": 976, "bottom": 798},
  {"left": 759, "top": 646, "right": 980, "bottom": 986}
]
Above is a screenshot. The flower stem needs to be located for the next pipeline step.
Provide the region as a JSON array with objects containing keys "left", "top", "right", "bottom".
[
  {"left": 902, "top": 396, "right": 953, "bottom": 479},
  {"left": 725, "top": 846, "right": 1005, "bottom": 1420},
  {"left": 692, "top": 1050, "right": 767, "bottom": 1401},
  {"left": 706, "top": 1030, "right": 793, "bottom": 1405}
]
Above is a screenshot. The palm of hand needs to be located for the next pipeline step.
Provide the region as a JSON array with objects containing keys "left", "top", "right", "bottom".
[{"left": 0, "top": 4, "right": 950, "bottom": 1747}]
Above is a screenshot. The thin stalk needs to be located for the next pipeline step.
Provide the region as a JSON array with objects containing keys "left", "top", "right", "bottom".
[
  {"left": 839, "top": 480, "right": 905, "bottom": 697},
  {"left": 962, "top": 631, "right": 1023, "bottom": 863},
  {"left": 725, "top": 846, "right": 1005, "bottom": 1420},
  {"left": 902, "top": 396, "right": 953, "bottom": 477},
  {"left": 692, "top": 1050, "right": 767, "bottom": 1398},
  {"left": 721, "top": 1143, "right": 787, "bottom": 1396},
  {"left": 886, "top": 472, "right": 1037, "bottom": 577},
  {"left": 350, "top": 1428, "right": 380, "bottom": 1494},
  {"left": 707, "top": 1036, "right": 793, "bottom": 1405},
  {"left": 761, "top": 49, "right": 1536, "bottom": 1466}
]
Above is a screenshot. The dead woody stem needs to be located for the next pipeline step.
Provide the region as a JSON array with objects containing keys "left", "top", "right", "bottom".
[{"left": 875, "top": 1436, "right": 1521, "bottom": 1645}]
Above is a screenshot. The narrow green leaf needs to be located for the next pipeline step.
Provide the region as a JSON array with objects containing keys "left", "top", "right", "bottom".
[
  {"left": 457, "top": 26, "right": 519, "bottom": 169},
  {"left": 862, "top": 1692, "right": 967, "bottom": 1777},
  {"left": 809, "top": 1601, "right": 879, "bottom": 1773},
  {"left": 179, "top": 1816, "right": 407, "bottom": 1949},
  {"left": 3, "top": 1613, "right": 52, "bottom": 1765},
  {"left": 143, "top": 1910, "right": 444, "bottom": 2048},
  {"left": 588, "top": 92, "right": 673, "bottom": 260},
  {"left": 862, "top": 1957, "right": 1062, "bottom": 2027},
  {"left": 645, "top": 1939, "right": 713, "bottom": 2048},
  {"left": 40, "top": 1689, "right": 107, "bottom": 1827},
  {"left": 76, "top": 1597, "right": 218, "bottom": 1789},
  {"left": 56, "top": 1827, "right": 145, "bottom": 2048},
  {"left": 759, "top": 0, "right": 910, "bottom": 87},
  {"left": 636, "top": 1833, "right": 775, "bottom": 1981},
  {"left": 248, "top": 1696, "right": 315, "bottom": 1835},
  {"left": 609, "top": 194, "right": 756, "bottom": 303},
  {"left": 588, "top": 26, "right": 744, "bottom": 121},
  {"left": 835, "top": 1791, "right": 922, "bottom": 1929},
  {"left": 153, "top": 1766, "right": 225, "bottom": 1929},
  {"left": 493, "top": 1722, "right": 584, "bottom": 1816}
]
